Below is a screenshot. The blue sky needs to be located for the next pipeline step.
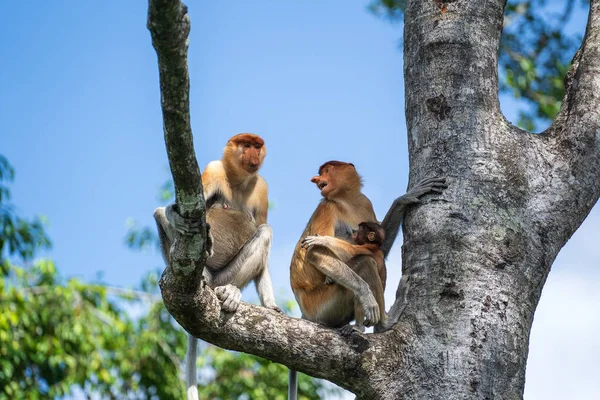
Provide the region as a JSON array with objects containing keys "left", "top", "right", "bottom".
[{"left": 1, "top": 1, "right": 597, "bottom": 399}]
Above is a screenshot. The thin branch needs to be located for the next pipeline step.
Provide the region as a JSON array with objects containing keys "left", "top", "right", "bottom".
[
  {"left": 148, "top": 0, "right": 208, "bottom": 283},
  {"left": 547, "top": 0, "right": 600, "bottom": 140},
  {"left": 522, "top": 0, "right": 600, "bottom": 256},
  {"left": 146, "top": 0, "right": 391, "bottom": 394}
]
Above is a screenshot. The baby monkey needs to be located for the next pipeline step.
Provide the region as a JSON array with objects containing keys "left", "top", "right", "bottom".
[{"left": 301, "top": 221, "right": 387, "bottom": 335}]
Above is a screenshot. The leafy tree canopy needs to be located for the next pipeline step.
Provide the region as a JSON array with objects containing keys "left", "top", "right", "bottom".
[{"left": 0, "top": 155, "right": 335, "bottom": 399}]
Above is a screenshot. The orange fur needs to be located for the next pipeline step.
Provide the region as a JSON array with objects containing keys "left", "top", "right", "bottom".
[
  {"left": 290, "top": 162, "right": 382, "bottom": 323},
  {"left": 353, "top": 222, "right": 386, "bottom": 288},
  {"left": 202, "top": 133, "right": 268, "bottom": 225}
]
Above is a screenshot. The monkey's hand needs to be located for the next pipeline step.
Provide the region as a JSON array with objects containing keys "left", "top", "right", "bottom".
[
  {"left": 357, "top": 288, "right": 380, "bottom": 327},
  {"left": 397, "top": 177, "right": 447, "bottom": 204},
  {"left": 215, "top": 284, "right": 242, "bottom": 313},
  {"left": 300, "top": 235, "right": 331, "bottom": 250},
  {"left": 165, "top": 204, "right": 205, "bottom": 235}
]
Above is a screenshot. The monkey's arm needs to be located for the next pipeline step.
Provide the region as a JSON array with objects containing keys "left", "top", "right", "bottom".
[
  {"left": 252, "top": 177, "right": 269, "bottom": 226},
  {"left": 301, "top": 235, "right": 370, "bottom": 263},
  {"left": 304, "top": 201, "right": 338, "bottom": 237},
  {"left": 201, "top": 161, "right": 229, "bottom": 202},
  {"left": 157, "top": 162, "right": 225, "bottom": 239},
  {"left": 380, "top": 177, "right": 447, "bottom": 258},
  {"left": 305, "top": 248, "right": 380, "bottom": 326}
]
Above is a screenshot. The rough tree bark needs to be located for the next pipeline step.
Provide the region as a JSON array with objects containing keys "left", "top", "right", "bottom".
[{"left": 148, "top": 0, "right": 600, "bottom": 398}]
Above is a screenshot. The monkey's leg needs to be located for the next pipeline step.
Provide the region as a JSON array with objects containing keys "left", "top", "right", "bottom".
[
  {"left": 305, "top": 249, "right": 380, "bottom": 326},
  {"left": 339, "top": 299, "right": 365, "bottom": 336},
  {"left": 210, "top": 224, "right": 279, "bottom": 311},
  {"left": 348, "top": 256, "right": 387, "bottom": 332},
  {"left": 301, "top": 235, "right": 368, "bottom": 263},
  {"left": 255, "top": 264, "right": 280, "bottom": 311},
  {"left": 210, "top": 224, "right": 271, "bottom": 286}
]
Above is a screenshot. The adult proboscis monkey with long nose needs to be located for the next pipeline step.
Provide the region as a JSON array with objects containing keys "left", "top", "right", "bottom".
[
  {"left": 154, "top": 133, "right": 280, "bottom": 400},
  {"left": 288, "top": 160, "right": 446, "bottom": 399}
]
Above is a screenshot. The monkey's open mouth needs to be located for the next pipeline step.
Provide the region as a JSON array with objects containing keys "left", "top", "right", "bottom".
[{"left": 318, "top": 182, "right": 328, "bottom": 190}]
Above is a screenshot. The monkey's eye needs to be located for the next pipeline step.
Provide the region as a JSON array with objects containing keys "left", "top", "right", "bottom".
[
  {"left": 243, "top": 143, "right": 251, "bottom": 148},
  {"left": 325, "top": 168, "right": 330, "bottom": 173},
  {"left": 254, "top": 144, "right": 261, "bottom": 149}
]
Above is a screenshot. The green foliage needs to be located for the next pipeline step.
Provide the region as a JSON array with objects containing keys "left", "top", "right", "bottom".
[
  {"left": 0, "top": 155, "right": 336, "bottom": 398},
  {"left": 125, "top": 181, "right": 337, "bottom": 399},
  {"left": 198, "top": 345, "right": 337, "bottom": 400},
  {"left": 500, "top": 0, "right": 584, "bottom": 129},
  {"left": 369, "top": 0, "right": 588, "bottom": 130},
  {"left": 0, "top": 259, "right": 334, "bottom": 399},
  {"left": 0, "top": 155, "right": 51, "bottom": 264},
  {"left": 0, "top": 263, "right": 186, "bottom": 399},
  {"left": 124, "top": 218, "right": 158, "bottom": 252},
  {"left": 368, "top": 0, "right": 406, "bottom": 21}
]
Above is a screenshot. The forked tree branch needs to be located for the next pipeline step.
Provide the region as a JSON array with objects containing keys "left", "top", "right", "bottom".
[
  {"left": 147, "top": 0, "right": 389, "bottom": 394},
  {"left": 549, "top": 0, "right": 600, "bottom": 143},
  {"left": 527, "top": 0, "right": 600, "bottom": 247}
]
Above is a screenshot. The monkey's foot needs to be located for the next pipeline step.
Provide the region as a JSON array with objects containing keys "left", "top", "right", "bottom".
[
  {"left": 339, "top": 324, "right": 364, "bottom": 336},
  {"left": 266, "top": 305, "right": 283, "bottom": 313},
  {"left": 215, "top": 284, "right": 242, "bottom": 313}
]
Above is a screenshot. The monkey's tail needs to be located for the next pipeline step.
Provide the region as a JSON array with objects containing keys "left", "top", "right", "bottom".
[
  {"left": 288, "top": 368, "right": 298, "bottom": 400},
  {"left": 186, "top": 334, "right": 199, "bottom": 400}
]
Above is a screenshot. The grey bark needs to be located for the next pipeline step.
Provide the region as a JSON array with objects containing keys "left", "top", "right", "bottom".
[
  {"left": 148, "top": 0, "right": 600, "bottom": 398},
  {"left": 148, "top": 0, "right": 209, "bottom": 291}
]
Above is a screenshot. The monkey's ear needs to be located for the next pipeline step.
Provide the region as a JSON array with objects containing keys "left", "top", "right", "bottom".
[{"left": 367, "top": 232, "right": 376, "bottom": 242}]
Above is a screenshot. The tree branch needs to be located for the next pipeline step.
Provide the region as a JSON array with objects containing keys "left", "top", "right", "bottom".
[
  {"left": 147, "top": 1, "right": 396, "bottom": 395},
  {"left": 528, "top": 0, "right": 600, "bottom": 247},
  {"left": 549, "top": 0, "right": 600, "bottom": 143},
  {"left": 148, "top": 0, "right": 207, "bottom": 284},
  {"left": 160, "top": 275, "right": 381, "bottom": 395}
]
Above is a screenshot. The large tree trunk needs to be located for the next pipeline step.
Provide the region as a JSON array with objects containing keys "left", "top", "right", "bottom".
[{"left": 149, "top": 0, "right": 600, "bottom": 398}]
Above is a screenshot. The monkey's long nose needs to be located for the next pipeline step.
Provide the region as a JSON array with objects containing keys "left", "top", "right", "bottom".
[
  {"left": 310, "top": 176, "right": 319, "bottom": 183},
  {"left": 248, "top": 158, "right": 260, "bottom": 169}
]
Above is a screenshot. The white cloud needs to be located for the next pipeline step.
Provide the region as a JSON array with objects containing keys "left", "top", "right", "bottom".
[{"left": 525, "top": 270, "right": 600, "bottom": 399}]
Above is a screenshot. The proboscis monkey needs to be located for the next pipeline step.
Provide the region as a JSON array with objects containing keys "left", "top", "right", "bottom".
[
  {"left": 287, "top": 161, "right": 446, "bottom": 400},
  {"left": 302, "top": 221, "right": 387, "bottom": 335},
  {"left": 154, "top": 133, "right": 280, "bottom": 400}
]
